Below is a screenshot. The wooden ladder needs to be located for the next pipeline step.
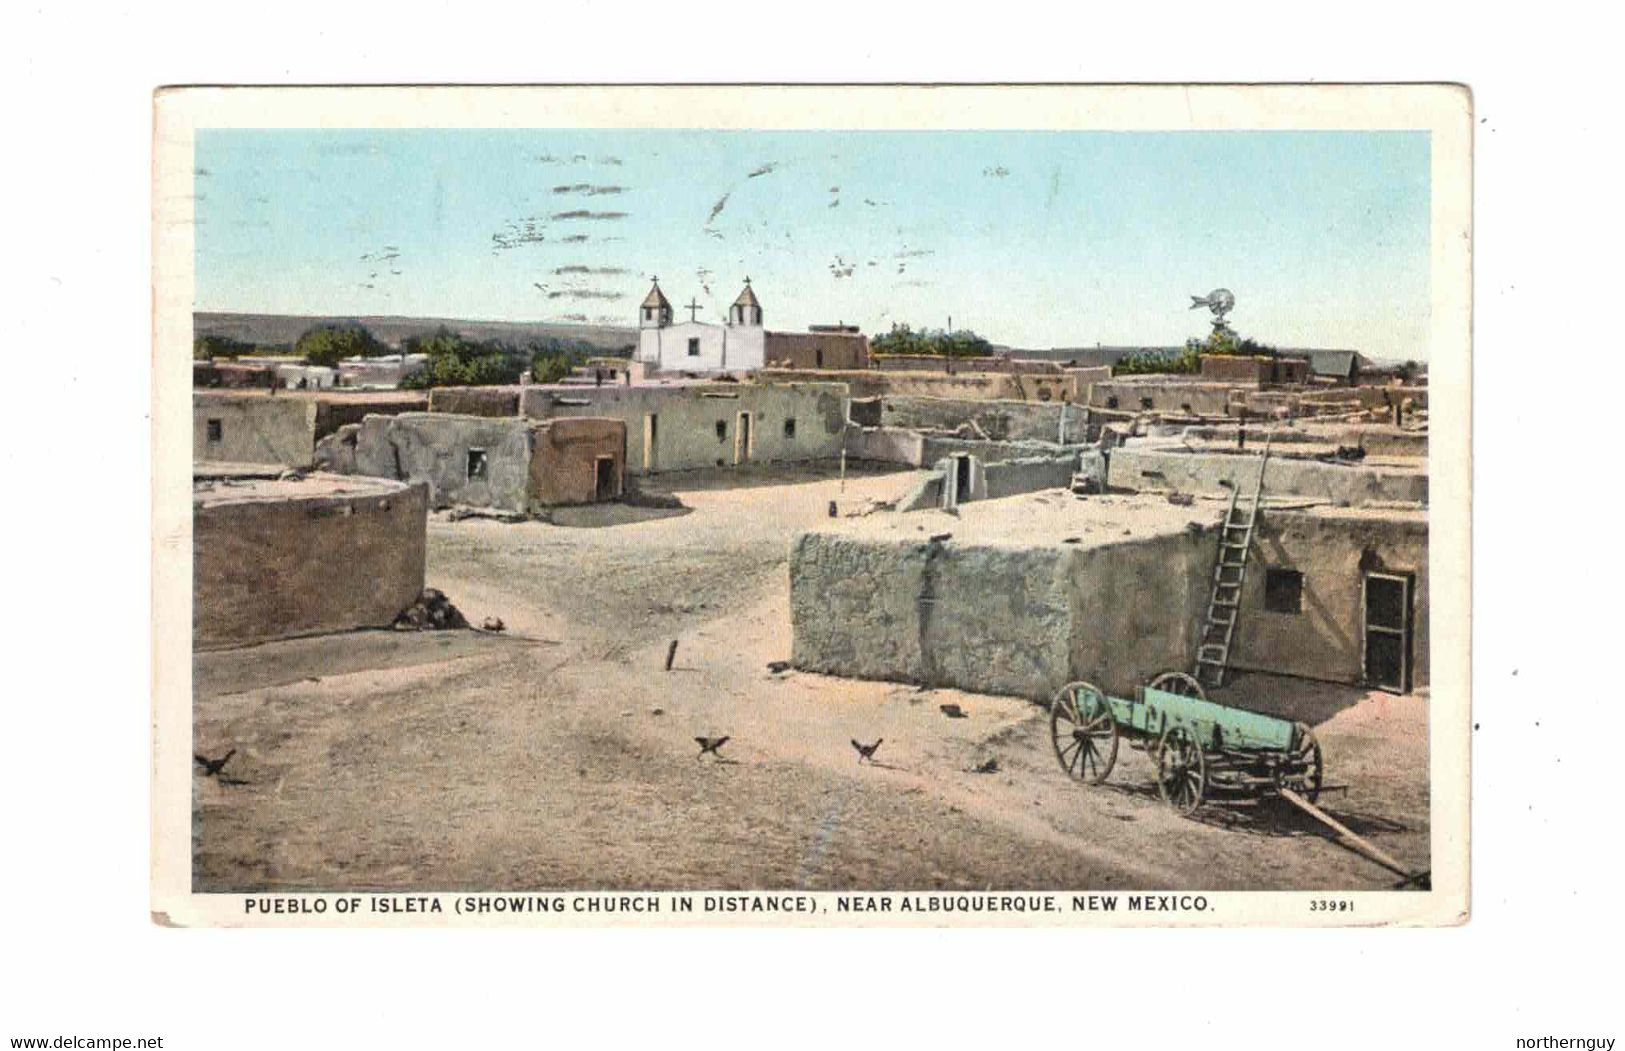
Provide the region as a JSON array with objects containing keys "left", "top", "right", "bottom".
[{"left": 1194, "top": 438, "right": 1271, "bottom": 689}]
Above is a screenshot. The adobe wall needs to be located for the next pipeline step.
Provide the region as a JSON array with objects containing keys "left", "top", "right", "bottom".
[
  {"left": 876, "top": 395, "right": 1086, "bottom": 442},
  {"left": 1107, "top": 446, "right": 1428, "bottom": 506},
  {"left": 193, "top": 476, "right": 427, "bottom": 648},
  {"left": 530, "top": 417, "right": 626, "bottom": 506},
  {"left": 764, "top": 331, "right": 871, "bottom": 370},
  {"left": 843, "top": 425, "right": 926, "bottom": 466},
  {"left": 1090, "top": 380, "right": 1239, "bottom": 416},
  {"left": 427, "top": 386, "right": 524, "bottom": 418},
  {"left": 789, "top": 526, "right": 1211, "bottom": 700},
  {"left": 312, "top": 392, "right": 428, "bottom": 439},
  {"left": 1199, "top": 354, "right": 1271, "bottom": 384},
  {"left": 193, "top": 392, "right": 317, "bottom": 466},
  {"left": 1230, "top": 510, "right": 1430, "bottom": 688},
  {"left": 352, "top": 413, "right": 536, "bottom": 512},
  {"left": 521, "top": 382, "right": 846, "bottom": 474}
]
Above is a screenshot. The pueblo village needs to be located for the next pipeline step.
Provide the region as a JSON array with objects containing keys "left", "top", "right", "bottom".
[{"left": 190, "top": 278, "right": 1430, "bottom": 893}]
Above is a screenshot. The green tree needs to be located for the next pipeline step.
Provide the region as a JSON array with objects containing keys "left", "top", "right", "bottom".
[
  {"left": 871, "top": 323, "right": 993, "bottom": 359},
  {"left": 193, "top": 334, "right": 256, "bottom": 360},
  {"left": 397, "top": 327, "right": 530, "bottom": 389},
  {"left": 530, "top": 352, "right": 572, "bottom": 384},
  {"left": 296, "top": 322, "right": 388, "bottom": 367}
]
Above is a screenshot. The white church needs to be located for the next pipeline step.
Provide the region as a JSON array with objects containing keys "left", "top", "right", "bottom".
[{"left": 636, "top": 277, "right": 766, "bottom": 374}]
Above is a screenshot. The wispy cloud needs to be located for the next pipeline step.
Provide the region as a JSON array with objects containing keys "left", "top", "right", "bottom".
[
  {"left": 553, "top": 265, "right": 631, "bottom": 276},
  {"left": 551, "top": 184, "right": 628, "bottom": 196},
  {"left": 550, "top": 210, "right": 628, "bottom": 221},
  {"left": 546, "top": 289, "right": 624, "bottom": 302}
]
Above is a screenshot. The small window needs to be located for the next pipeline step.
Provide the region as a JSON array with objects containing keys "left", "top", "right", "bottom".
[
  {"left": 206, "top": 418, "right": 222, "bottom": 442},
  {"left": 688, "top": 337, "right": 701, "bottom": 357},
  {"left": 783, "top": 418, "right": 796, "bottom": 439},
  {"left": 644, "top": 307, "right": 653, "bottom": 321},
  {"left": 815, "top": 349, "right": 824, "bottom": 367},
  {"left": 715, "top": 419, "right": 727, "bottom": 441},
  {"left": 1181, "top": 402, "right": 1193, "bottom": 414},
  {"left": 1140, "top": 396, "right": 1155, "bottom": 410},
  {"left": 466, "top": 448, "right": 488, "bottom": 480},
  {"left": 1104, "top": 395, "right": 1119, "bottom": 409},
  {"left": 1264, "top": 568, "right": 1304, "bottom": 614}
]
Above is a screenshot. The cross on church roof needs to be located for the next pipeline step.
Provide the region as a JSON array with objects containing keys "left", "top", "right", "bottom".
[{"left": 686, "top": 298, "right": 702, "bottom": 322}]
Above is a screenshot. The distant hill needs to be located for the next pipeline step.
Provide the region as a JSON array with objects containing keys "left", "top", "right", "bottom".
[{"left": 194, "top": 312, "right": 638, "bottom": 353}]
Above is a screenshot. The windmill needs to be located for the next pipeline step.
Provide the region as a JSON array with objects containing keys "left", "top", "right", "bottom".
[{"left": 1189, "top": 288, "right": 1237, "bottom": 339}]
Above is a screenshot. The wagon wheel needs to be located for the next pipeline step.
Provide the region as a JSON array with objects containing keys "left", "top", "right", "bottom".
[
  {"left": 1050, "top": 681, "right": 1118, "bottom": 785},
  {"left": 1280, "top": 722, "right": 1323, "bottom": 804},
  {"left": 1156, "top": 726, "right": 1207, "bottom": 814},
  {"left": 1147, "top": 670, "right": 1206, "bottom": 699}
]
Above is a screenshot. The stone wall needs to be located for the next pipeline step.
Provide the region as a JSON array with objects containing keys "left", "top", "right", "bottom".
[
  {"left": 521, "top": 382, "right": 847, "bottom": 474},
  {"left": 193, "top": 476, "right": 427, "bottom": 648},
  {"left": 194, "top": 392, "right": 317, "bottom": 466}
]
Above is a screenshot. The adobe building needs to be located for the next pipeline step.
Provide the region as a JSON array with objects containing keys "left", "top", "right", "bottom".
[
  {"left": 193, "top": 389, "right": 429, "bottom": 467},
  {"left": 792, "top": 421, "right": 1429, "bottom": 699},
  {"left": 1198, "top": 353, "right": 1310, "bottom": 386},
  {"left": 763, "top": 325, "right": 871, "bottom": 371},
  {"left": 520, "top": 380, "right": 848, "bottom": 475},
  {"left": 792, "top": 494, "right": 1427, "bottom": 700},
  {"left": 315, "top": 412, "right": 625, "bottom": 513},
  {"left": 193, "top": 473, "right": 428, "bottom": 649}
]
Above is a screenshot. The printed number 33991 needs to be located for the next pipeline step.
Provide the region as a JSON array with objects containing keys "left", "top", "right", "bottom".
[{"left": 1310, "top": 899, "right": 1353, "bottom": 912}]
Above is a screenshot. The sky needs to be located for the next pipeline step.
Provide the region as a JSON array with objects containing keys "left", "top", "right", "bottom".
[{"left": 194, "top": 129, "right": 1430, "bottom": 358}]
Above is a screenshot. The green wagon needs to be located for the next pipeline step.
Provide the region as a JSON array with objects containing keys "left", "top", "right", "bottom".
[{"left": 1048, "top": 671, "right": 1323, "bottom": 814}]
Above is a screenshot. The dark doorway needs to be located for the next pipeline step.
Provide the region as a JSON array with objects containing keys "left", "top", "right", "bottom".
[
  {"left": 594, "top": 456, "right": 618, "bottom": 501},
  {"left": 954, "top": 454, "right": 972, "bottom": 499},
  {"left": 736, "top": 412, "right": 752, "bottom": 464},
  {"left": 1363, "top": 572, "right": 1413, "bottom": 693}
]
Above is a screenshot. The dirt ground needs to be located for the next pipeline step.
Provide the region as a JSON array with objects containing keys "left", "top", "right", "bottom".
[{"left": 194, "top": 462, "right": 1430, "bottom": 892}]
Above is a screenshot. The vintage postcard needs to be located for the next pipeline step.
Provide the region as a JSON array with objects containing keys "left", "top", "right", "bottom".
[{"left": 152, "top": 84, "right": 1470, "bottom": 926}]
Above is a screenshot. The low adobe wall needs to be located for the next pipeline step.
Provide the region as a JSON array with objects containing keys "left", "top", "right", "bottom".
[
  {"left": 1090, "top": 380, "right": 1240, "bottom": 416},
  {"left": 1107, "top": 446, "right": 1428, "bottom": 506},
  {"left": 875, "top": 395, "right": 1086, "bottom": 443},
  {"left": 312, "top": 392, "right": 428, "bottom": 439},
  {"left": 427, "top": 386, "right": 524, "bottom": 418},
  {"left": 193, "top": 476, "right": 427, "bottom": 648}
]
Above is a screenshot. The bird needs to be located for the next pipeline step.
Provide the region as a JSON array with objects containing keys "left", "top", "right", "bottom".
[
  {"left": 695, "top": 736, "right": 730, "bottom": 759},
  {"left": 194, "top": 749, "right": 236, "bottom": 777},
  {"left": 851, "top": 738, "right": 883, "bottom": 763}
]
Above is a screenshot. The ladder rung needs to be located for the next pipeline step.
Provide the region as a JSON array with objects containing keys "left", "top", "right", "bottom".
[{"left": 1213, "top": 598, "right": 1239, "bottom": 608}]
